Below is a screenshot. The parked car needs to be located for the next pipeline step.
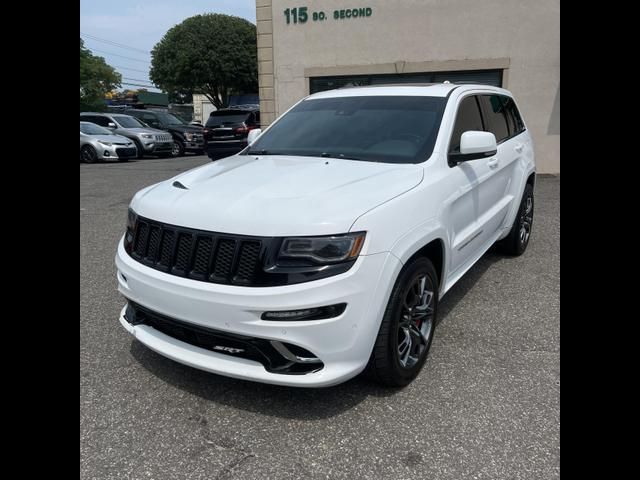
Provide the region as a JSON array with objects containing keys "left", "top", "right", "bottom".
[
  {"left": 126, "top": 109, "right": 204, "bottom": 157},
  {"left": 80, "top": 112, "right": 173, "bottom": 159},
  {"left": 80, "top": 121, "right": 137, "bottom": 163},
  {"left": 116, "top": 84, "right": 535, "bottom": 388},
  {"left": 202, "top": 106, "right": 260, "bottom": 159}
]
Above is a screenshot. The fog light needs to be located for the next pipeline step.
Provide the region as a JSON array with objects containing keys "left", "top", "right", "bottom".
[
  {"left": 104, "top": 151, "right": 110, "bottom": 156},
  {"left": 261, "top": 303, "right": 346, "bottom": 321}
]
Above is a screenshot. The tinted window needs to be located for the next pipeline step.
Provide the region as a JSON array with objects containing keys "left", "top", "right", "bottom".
[
  {"left": 479, "top": 95, "right": 509, "bottom": 142},
  {"left": 206, "top": 111, "right": 252, "bottom": 126},
  {"left": 449, "top": 96, "right": 484, "bottom": 153},
  {"left": 246, "top": 96, "right": 447, "bottom": 164},
  {"left": 501, "top": 96, "right": 525, "bottom": 135},
  {"left": 81, "top": 115, "right": 109, "bottom": 127}
]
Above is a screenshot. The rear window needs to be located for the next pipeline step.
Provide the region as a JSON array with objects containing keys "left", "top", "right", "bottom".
[{"left": 206, "top": 111, "right": 252, "bottom": 126}]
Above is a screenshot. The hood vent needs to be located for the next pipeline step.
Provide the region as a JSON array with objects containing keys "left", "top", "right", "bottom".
[{"left": 172, "top": 181, "right": 188, "bottom": 190}]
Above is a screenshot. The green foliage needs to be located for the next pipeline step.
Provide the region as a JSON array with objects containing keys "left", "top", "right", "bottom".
[
  {"left": 80, "top": 38, "right": 121, "bottom": 111},
  {"left": 150, "top": 14, "right": 258, "bottom": 109}
]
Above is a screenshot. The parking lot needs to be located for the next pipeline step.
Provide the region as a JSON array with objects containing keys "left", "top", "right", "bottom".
[{"left": 80, "top": 156, "right": 559, "bottom": 480}]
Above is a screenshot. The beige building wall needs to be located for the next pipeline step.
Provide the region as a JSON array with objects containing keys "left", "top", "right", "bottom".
[{"left": 257, "top": 0, "right": 560, "bottom": 173}]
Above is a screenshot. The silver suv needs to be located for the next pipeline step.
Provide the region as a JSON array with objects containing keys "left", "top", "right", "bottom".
[{"left": 80, "top": 112, "right": 173, "bottom": 159}]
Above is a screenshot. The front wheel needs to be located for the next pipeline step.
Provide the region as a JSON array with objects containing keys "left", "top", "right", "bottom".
[
  {"left": 497, "top": 183, "right": 534, "bottom": 256},
  {"left": 80, "top": 145, "right": 98, "bottom": 164},
  {"left": 365, "top": 257, "right": 438, "bottom": 387},
  {"left": 171, "top": 140, "right": 185, "bottom": 158}
]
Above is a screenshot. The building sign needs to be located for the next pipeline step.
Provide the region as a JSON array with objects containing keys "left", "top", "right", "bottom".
[{"left": 283, "top": 6, "right": 372, "bottom": 24}]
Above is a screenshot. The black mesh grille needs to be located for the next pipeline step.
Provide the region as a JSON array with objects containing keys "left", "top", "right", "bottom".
[
  {"left": 174, "top": 234, "right": 193, "bottom": 272},
  {"left": 212, "top": 239, "right": 236, "bottom": 279},
  {"left": 235, "top": 241, "right": 261, "bottom": 283},
  {"left": 129, "top": 217, "right": 264, "bottom": 286}
]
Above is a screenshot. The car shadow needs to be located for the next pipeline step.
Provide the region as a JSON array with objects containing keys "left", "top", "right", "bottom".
[
  {"left": 130, "top": 340, "right": 397, "bottom": 420},
  {"left": 128, "top": 246, "right": 505, "bottom": 421}
]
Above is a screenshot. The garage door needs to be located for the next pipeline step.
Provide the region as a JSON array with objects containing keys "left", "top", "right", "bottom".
[{"left": 310, "top": 69, "right": 503, "bottom": 94}]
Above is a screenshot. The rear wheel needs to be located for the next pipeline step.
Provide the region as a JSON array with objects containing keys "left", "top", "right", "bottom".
[
  {"left": 366, "top": 257, "right": 438, "bottom": 387},
  {"left": 497, "top": 183, "right": 534, "bottom": 256},
  {"left": 80, "top": 145, "right": 98, "bottom": 164}
]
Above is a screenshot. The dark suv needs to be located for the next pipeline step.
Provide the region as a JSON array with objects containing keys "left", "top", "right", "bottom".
[
  {"left": 126, "top": 109, "right": 204, "bottom": 157},
  {"left": 203, "top": 106, "right": 260, "bottom": 159}
]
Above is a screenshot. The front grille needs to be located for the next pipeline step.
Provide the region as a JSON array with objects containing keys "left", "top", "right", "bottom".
[
  {"left": 155, "top": 133, "right": 172, "bottom": 142},
  {"left": 124, "top": 301, "right": 323, "bottom": 374},
  {"left": 130, "top": 216, "right": 264, "bottom": 286},
  {"left": 115, "top": 147, "right": 137, "bottom": 158}
]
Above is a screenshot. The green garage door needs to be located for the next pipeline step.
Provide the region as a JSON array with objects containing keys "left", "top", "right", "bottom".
[{"left": 310, "top": 69, "right": 503, "bottom": 94}]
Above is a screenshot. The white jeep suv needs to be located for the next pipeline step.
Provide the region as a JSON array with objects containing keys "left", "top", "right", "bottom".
[{"left": 115, "top": 84, "right": 535, "bottom": 387}]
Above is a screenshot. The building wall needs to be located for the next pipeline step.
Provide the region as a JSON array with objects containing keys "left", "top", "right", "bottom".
[{"left": 257, "top": 0, "right": 559, "bottom": 173}]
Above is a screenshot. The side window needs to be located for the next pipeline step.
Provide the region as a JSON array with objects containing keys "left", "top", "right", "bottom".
[
  {"left": 502, "top": 96, "right": 525, "bottom": 134},
  {"left": 449, "top": 96, "right": 484, "bottom": 153},
  {"left": 91, "top": 116, "right": 109, "bottom": 127},
  {"left": 479, "top": 95, "right": 509, "bottom": 143},
  {"left": 254, "top": 111, "right": 260, "bottom": 125}
]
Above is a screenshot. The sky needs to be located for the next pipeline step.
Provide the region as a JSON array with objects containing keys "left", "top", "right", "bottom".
[{"left": 80, "top": 0, "right": 256, "bottom": 92}]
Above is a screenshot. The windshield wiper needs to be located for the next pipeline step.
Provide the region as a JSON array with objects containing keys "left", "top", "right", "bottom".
[{"left": 320, "top": 152, "right": 364, "bottom": 161}]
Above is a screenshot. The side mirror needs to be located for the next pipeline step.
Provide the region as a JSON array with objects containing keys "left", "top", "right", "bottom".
[
  {"left": 449, "top": 131, "right": 497, "bottom": 165},
  {"left": 247, "top": 128, "right": 262, "bottom": 145},
  {"left": 107, "top": 122, "right": 117, "bottom": 129}
]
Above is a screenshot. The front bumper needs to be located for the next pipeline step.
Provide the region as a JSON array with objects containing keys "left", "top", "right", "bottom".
[
  {"left": 96, "top": 144, "right": 137, "bottom": 160},
  {"left": 142, "top": 141, "right": 173, "bottom": 154},
  {"left": 115, "top": 238, "right": 401, "bottom": 387}
]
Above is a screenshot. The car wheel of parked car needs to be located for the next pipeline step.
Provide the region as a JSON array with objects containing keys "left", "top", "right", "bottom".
[
  {"left": 171, "top": 140, "right": 185, "bottom": 158},
  {"left": 81, "top": 145, "right": 98, "bottom": 164},
  {"left": 366, "top": 256, "right": 438, "bottom": 387},
  {"left": 498, "top": 183, "right": 534, "bottom": 256},
  {"left": 132, "top": 139, "right": 144, "bottom": 159}
]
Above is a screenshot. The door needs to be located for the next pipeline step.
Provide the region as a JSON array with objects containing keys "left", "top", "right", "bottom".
[
  {"left": 476, "top": 95, "right": 521, "bottom": 236},
  {"left": 446, "top": 94, "right": 494, "bottom": 273}
]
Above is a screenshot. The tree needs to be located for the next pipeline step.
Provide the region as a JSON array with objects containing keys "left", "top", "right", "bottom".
[
  {"left": 80, "top": 38, "right": 121, "bottom": 111},
  {"left": 150, "top": 14, "right": 257, "bottom": 109}
]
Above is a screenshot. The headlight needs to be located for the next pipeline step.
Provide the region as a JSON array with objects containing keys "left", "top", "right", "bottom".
[
  {"left": 278, "top": 232, "right": 365, "bottom": 265},
  {"left": 98, "top": 140, "right": 113, "bottom": 146},
  {"left": 184, "top": 133, "right": 194, "bottom": 141},
  {"left": 141, "top": 134, "right": 153, "bottom": 139},
  {"left": 124, "top": 208, "right": 138, "bottom": 253}
]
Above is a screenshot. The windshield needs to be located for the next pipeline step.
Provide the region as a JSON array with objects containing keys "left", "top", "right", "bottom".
[
  {"left": 245, "top": 96, "right": 446, "bottom": 164},
  {"left": 80, "top": 122, "right": 111, "bottom": 135},
  {"left": 113, "top": 115, "right": 147, "bottom": 128},
  {"left": 206, "top": 111, "right": 251, "bottom": 126},
  {"left": 156, "top": 112, "right": 186, "bottom": 125}
]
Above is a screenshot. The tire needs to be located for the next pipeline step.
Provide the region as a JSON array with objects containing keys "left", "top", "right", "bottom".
[
  {"left": 171, "top": 140, "right": 185, "bottom": 158},
  {"left": 365, "top": 257, "right": 439, "bottom": 387},
  {"left": 80, "top": 145, "right": 98, "bottom": 164},
  {"left": 497, "top": 183, "right": 534, "bottom": 256},
  {"left": 132, "top": 139, "right": 144, "bottom": 159}
]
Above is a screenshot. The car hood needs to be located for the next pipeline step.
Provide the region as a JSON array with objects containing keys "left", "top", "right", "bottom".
[{"left": 131, "top": 155, "right": 424, "bottom": 236}]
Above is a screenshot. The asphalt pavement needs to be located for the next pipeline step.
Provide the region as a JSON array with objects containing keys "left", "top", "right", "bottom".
[{"left": 80, "top": 155, "right": 559, "bottom": 480}]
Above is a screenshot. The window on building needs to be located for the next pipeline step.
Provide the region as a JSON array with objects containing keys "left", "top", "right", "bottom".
[
  {"left": 310, "top": 69, "right": 503, "bottom": 94},
  {"left": 449, "top": 96, "right": 484, "bottom": 153}
]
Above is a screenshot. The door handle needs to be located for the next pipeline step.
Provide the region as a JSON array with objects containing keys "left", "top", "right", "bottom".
[
  {"left": 515, "top": 143, "right": 524, "bottom": 153},
  {"left": 487, "top": 158, "right": 499, "bottom": 169}
]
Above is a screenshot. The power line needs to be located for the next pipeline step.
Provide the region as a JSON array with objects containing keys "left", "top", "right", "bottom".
[
  {"left": 87, "top": 47, "right": 150, "bottom": 64},
  {"left": 120, "top": 81, "right": 161, "bottom": 90},
  {"left": 114, "top": 65, "right": 149, "bottom": 74},
  {"left": 122, "top": 76, "right": 155, "bottom": 86},
  {"left": 81, "top": 32, "right": 149, "bottom": 54}
]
